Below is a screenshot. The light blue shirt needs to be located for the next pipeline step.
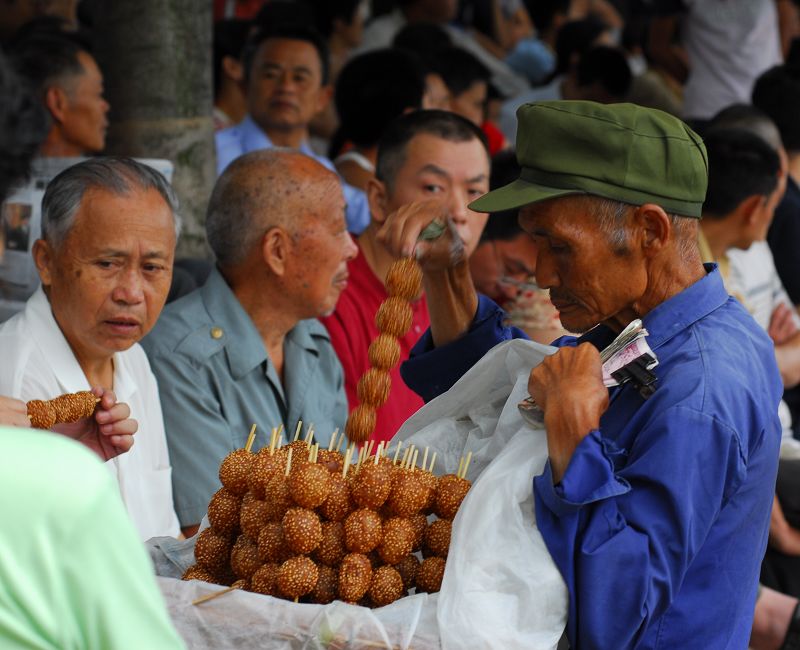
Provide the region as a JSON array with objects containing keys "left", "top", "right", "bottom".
[
  {"left": 215, "top": 115, "right": 370, "bottom": 235},
  {"left": 142, "top": 268, "right": 348, "bottom": 526}
]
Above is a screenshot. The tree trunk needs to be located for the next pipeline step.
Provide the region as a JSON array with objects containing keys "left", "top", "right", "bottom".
[{"left": 93, "top": 0, "right": 215, "bottom": 258}]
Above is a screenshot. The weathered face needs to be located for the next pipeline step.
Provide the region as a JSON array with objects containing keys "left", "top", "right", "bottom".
[
  {"left": 449, "top": 81, "right": 487, "bottom": 127},
  {"left": 35, "top": 187, "right": 176, "bottom": 364},
  {"left": 468, "top": 232, "right": 538, "bottom": 307},
  {"left": 383, "top": 133, "right": 490, "bottom": 257},
  {"left": 59, "top": 51, "right": 109, "bottom": 154},
  {"left": 285, "top": 177, "right": 358, "bottom": 318},
  {"left": 519, "top": 196, "right": 647, "bottom": 333},
  {"left": 247, "top": 38, "right": 328, "bottom": 137}
]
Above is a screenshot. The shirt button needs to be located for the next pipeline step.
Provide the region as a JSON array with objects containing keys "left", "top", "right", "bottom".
[{"left": 210, "top": 326, "right": 224, "bottom": 339}]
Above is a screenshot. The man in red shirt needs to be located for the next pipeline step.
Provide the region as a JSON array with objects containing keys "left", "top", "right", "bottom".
[{"left": 320, "top": 110, "right": 490, "bottom": 444}]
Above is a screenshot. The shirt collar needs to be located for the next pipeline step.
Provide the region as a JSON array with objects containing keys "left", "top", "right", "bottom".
[
  {"left": 25, "top": 286, "right": 138, "bottom": 399},
  {"left": 240, "top": 114, "right": 316, "bottom": 158}
]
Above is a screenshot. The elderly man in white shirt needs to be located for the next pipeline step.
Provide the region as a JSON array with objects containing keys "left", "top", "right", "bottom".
[{"left": 0, "top": 157, "right": 181, "bottom": 541}]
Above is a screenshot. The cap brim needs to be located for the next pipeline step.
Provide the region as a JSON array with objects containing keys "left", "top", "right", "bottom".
[{"left": 469, "top": 177, "right": 583, "bottom": 213}]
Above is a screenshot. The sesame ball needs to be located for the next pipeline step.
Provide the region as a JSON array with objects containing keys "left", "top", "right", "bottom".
[
  {"left": 263, "top": 474, "right": 293, "bottom": 522},
  {"left": 434, "top": 474, "right": 471, "bottom": 520},
  {"left": 375, "top": 296, "right": 413, "bottom": 337},
  {"left": 385, "top": 257, "right": 423, "bottom": 301},
  {"left": 351, "top": 462, "right": 393, "bottom": 510},
  {"left": 378, "top": 517, "right": 415, "bottom": 565},
  {"left": 50, "top": 391, "right": 97, "bottom": 423},
  {"left": 369, "top": 566, "right": 405, "bottom": 607},
  {"left": 207, "top": 487, "right": 242, "bottom": 537},
  {"left": 387, "top": 470, "right": 428, "bottom": 517},
  {"left": 194, "top": 528, "right": 232, "bottom": 576},
  {"left": 288, "top": 462, "right": 332, "bottom": 509},
  {"left": 282, "top": 507, "right": 323, "bottom": 555},
  {"left": 423, "top": 518, "right": 451, "bottom": 558},
  {"left": 181, "top": 564, "right": 218, "bottom": 583},
  {"left": 407, "top": 513, "right": 427, "bottom": 552},
  {"left": 368, "top": 334, "right": 401, "bottom": 370},
  {"left": 338, "top": 553, "right": 373, "bottom": 602},
  {"left": 239, "top": 495, "right": 269, "bottom": 539},
  {"left": 418, "top": 471, "right": 438, "bottom": 515},
  {"left": 247, "top": 449, "right": 281, "bottom": 499},
  {"left": 313, "top": 521, "right": 347, "bottom": 567},
  {"left": 257, "top": 522, "right": 288, "bottom": 564},
  {"left": 317, "top": 449, "right": 344, "bottom": 474},
  {"left": 319, "top": 473, "right": 354, "bottom": 522},
  {"left": 394, "top": 554, "right": 420, "bottom": 591},
  {"left": 345, "top": 404, "right": 376, "bottom": 444},
  {"left": 277, "top": 556, "right": 319, "bottom": 600},
  {"left": 357, "top": 368, "right": 392, "bottom": 408},
  {"left": 416, "top": 556, "right": 446, "bottom": 593},
  {"left": 27, "top": 399, "right": 55, "bottom": 429},
  {"left": 218, "top": 448, "right": 253, "bottom": 496},
  {"left": 231, "top": 534, "right": 262, "bottom": 579},
  {"left": 344, "top": 508, "right": 383, "bottom": 554},
  {"left": 250, "top": 563, "right": 279, "bottom": 596},
  {"left": 309, "top": 565, "right": 338, "bottom": 604}
]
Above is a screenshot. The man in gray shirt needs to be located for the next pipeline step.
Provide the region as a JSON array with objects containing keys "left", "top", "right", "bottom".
[{"left": 143, "top": 149, "right": 356, "bottom": 536}]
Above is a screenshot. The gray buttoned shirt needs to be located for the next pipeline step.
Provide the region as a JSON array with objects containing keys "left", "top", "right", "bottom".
[{"left": 142, "top": 268, "right": 348, "bottom": 526}]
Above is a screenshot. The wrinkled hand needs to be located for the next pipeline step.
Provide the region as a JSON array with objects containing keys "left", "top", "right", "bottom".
[
  {"left": 376, "top": 198, "right": 466, "bottom": 273},
  {"left": 769, "top": 303, "right": 798, "bottom": 346},
  {"left": 0, "top": 395, "right": 31, "bottom": 428},
  {"left": 529, "top": 344, "right": 609, "bottom": 482},
  {"left": 51, "top": 387, "right": 137, "bottom": 461}
]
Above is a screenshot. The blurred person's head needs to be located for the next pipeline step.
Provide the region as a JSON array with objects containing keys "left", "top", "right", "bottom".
[
  {"left": 242, "top": 24, "right": 332, "bottom": 147},
  {"left": 32, "top": 157, "right": 179, "bottom": 371},
  {"left": 469, "top": 150, "right": 538, "bottom": 307},
  {"left": 566, "top": 45, "right": 631, "bottom": 103},
  {"left": 398, "top": 0, "right": 458, "bottom": 24},
  {"left": 460, "top": 0, "right": 533, "bottom": 53},
  {"left": 334, "top": 49, "right": 426, "bottom": 151},
  {"left": 433, "top": 46, "right": 491, "bottom": 126},
  {"left": 370, "top": 110, "right": 491, "bottom": 259},
  {"left": 213, "top": 19, "right": 250, "bottom": 102},
  {"left": 702, "top": 129, "right": 781, "bottom": 247},
  {"left": 753, "top": 64, "right": 800, "bottom": 156},
  {"left": 309, "top": 0, "right": 369, "bottom": 49},
  {"left": 12, "top": 33, "right": 109, "bottom": 156},
  {"left": 206, "top": 149, "right": 357, "bottom": 318},
  {"left": 524, "top": 0, "right": 570, "bottom": 41},
  {"left": 553, "top": 16, "right": 612, "bottom": 78},
  {"left": 393, "top": 23, "right": 452, "bottom": 110}
]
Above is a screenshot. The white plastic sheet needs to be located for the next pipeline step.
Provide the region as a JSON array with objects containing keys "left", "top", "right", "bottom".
[{"left": 149, "top": 339, "right": 567, "bottom": 649}]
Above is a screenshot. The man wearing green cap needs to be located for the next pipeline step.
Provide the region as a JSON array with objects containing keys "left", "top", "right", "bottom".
[{"left": 381, "top": 100, "right": 783, "bottom": 648}]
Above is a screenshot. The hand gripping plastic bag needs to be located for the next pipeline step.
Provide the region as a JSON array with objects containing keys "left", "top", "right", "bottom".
[{"left": 394, "top": 338, "right": 568, "bottom": 650}]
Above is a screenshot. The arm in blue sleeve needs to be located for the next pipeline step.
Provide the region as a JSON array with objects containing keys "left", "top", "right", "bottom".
[
  {"left": 534, "top": 405, "right": 747, "bottom": 648},
  {"left": 400, "top": 294, "right": 528, "bottom": 402}
]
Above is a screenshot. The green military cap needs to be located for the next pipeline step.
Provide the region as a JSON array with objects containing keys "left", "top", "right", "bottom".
[{"left": 470, "top": 100, "right": 708, "bottom": 218}]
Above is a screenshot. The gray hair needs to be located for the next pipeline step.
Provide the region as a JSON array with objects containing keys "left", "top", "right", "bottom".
[
  {"left": 41, "top": 156, "right": 181, "bottom": 249},
  {"left": 592, "top": 197, "right": 699, "bottom": 262}
]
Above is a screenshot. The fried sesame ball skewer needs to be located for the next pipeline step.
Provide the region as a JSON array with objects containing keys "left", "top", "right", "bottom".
[{"left": 27, "top": 391, "right": 99, "bottom": 429}]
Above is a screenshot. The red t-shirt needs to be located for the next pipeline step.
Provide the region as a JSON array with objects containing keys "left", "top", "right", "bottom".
[{"left": 319, "top": 243, "right": 429, "bottom": 445}]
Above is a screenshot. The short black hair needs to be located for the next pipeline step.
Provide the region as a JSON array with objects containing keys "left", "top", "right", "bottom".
[
  {"left": 213, "top": 19, "right": 251, "bottom": 97},
  {"left": 307, "top": 0, "right": 363, "bottom": 38},
  {"left": 703, "top": 128, "right": 780, "bottom": 218},
  {"left": 554, "top": 16, "right": 608, "bottom": 76},
  {"left": 524, "top": 0, "right": 570, "bottom": 33},
  {"left": 334, "top": 49, "right": 425, "bottom": 149},
  {"left": 392, "top": 22, "right": 452, "bottom": 70},
  {"left": 753, "top": 64, "right": 800, "bottom": 152},
  {"left": 707, "top": 103, "right": 783, "bottom": 153},
  {"left": 0, "top": 51, "right": 49, "bottom": 202},
  {"left": 481, "top": 150, "right": 524, "bottom": 242},
  {"left": 376, "top": 109, "right": 489, "bottom": 189},
  {"left": 242, "top": 23, "right": 330, "bottom": 85},
  {"left": 10, "top": 33, "right": 89, "bottom": 100},
  {"left": 431, "top": 46, "right": 490, "bottom": 96},
  {"left": 576, "top": 45, "right": 632, "bottom": 98}
]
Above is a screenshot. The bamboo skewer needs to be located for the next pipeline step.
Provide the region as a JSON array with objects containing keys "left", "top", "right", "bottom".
[
  {"left": 429, "top": 452, "right": 436, "bottom": 475},
  {"left": 285, "top": 448, "right": 293, "bottom": 476},
  {"left": 421, "top": 447, "right": 429, "bottom": 473},
  {"left": 459, "top": 451, "right": 473, "bottom": 479},
  {"left": 328, "top": 428, "right": 339, "bottom": 452},
  {"left": 293, "top": 420, "right": 303, "bottom": 442},
  {"left": 245, "top": 424, "right": 257, "bottom": 452},
  {"left": 192, "top": 584, "right": 240, "bottom": 606}
]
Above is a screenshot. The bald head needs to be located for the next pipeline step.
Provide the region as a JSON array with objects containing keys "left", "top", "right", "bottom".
[{"left": 206, "top": 149, "right": 340, "bottom": 268}]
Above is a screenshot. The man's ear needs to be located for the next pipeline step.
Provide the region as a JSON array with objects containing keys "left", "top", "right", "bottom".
[
  {"left": 633, "top": 203, "right": 671, "bottom": 255},
  {"left": 32, "top": 239, "right": 55, "bottom": 286},
  {"left": 315, "top": 84, "right": 334, "bottom": 115},
  {"left": 740, "top": 193, "right": 767, "bottom": 227},
  {"left": 44, "top": 85, "right": 69, "bottom": 124},
  {"left": 366, "top": 177, "right": 389, "bottom": 224},
  {"left": 261, "top": 226, "right": 291, "bottom": 276},
  {"left": 222, "top": 55, "right": 244, "bottom": 82}
]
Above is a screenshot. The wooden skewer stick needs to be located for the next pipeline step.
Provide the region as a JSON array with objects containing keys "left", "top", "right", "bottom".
[
  {"left": 293, "top": 420, "right": 303, "bottom": 442},
  {"left": 457, "top": 455, "right": 465, "bottom": 478},
  {"left": 269, "top": 427, "right": 278, "bottom": 455},
  {"left": 304, "top": 423, "right": 315, "bottom": 446},
  {"left": 373, "top": 442, "right": 384, "bottom": 465},
  {"left": 399, "top": 446, "right": 410, "bottom": 468},
  {"left": 461, "top": 451, "right": 473, "bottom": 479},
  {"left": 314, "top": 443, "right": 319, "bottom": 463},
  {"left": 275, "top": 424, "right": 284, "bottom": 446},
  {"left": 421, "top": 447, "right": 429, "bottom": 473},
  {"left": 365, "top": 440, "right": 375, "bottom": 459},
  {"left": 245, "top": 424, "right": 257, "bottom": 452},
  {"left": 393, "top": 442, "right": 403, "bottom": 465},
  {"left": 336, "top": 434, "right": 345, "bottom": 453},
  {"left": 411, "top": 448, "right": 419, "bottom": 471},
  {"left": 328, "top": 428, "right": 339, "bottom": 452},
  {"left": 342, "top": 446, "right": 353, "bottom": 478},
  {"left": 405, "top": 446, "right": 416, "bottom": 470},
  {"left": 285, "top": 448, "right": 293, "bottom": 476},
  {"left": 192, "top": 585, "right": 238, "bottom": 606},
  {"left": 429, "top": 452, "right": 437, "bottom": 475}
]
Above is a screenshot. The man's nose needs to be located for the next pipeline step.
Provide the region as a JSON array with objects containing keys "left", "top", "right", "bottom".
[{"left": 112, "top": 269, "right": 145, "bottom": 304}]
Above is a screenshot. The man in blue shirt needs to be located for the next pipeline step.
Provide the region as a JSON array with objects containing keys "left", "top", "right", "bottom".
[
  {"left": 215, "top": 24, "right": 370, "bottom": 235},
  {"left": 384, "top": 100, "right": 783, "bottom": 648}
]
